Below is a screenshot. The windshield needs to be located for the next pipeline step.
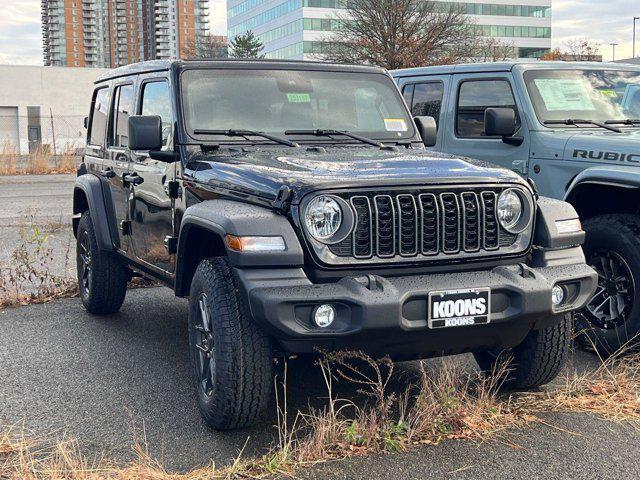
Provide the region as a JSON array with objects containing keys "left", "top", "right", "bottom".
[
  {"left": 524, "top": 69, "right": 640, "bottom": 125},
  {"left": 180, "top": 69, "right": 414, "bottom": 142}
]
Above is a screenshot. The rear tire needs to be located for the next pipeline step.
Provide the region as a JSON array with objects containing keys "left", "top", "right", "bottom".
[
  {"left": 474, "top": 314, "right": 571, "bottom": 389},
  {"left": 188, "top": 257, "right": 274, "bottom": 430},
  {"left": 575, "top": 215, "right": 640, "bottom": 354},
  {"left": 76, "top": 212, "right": 128, "bottom": 315}
]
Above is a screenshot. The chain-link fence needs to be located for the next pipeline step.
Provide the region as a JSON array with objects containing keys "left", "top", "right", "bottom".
[{"left": 0, "top": 114, "right": 86, "bottom": 156}]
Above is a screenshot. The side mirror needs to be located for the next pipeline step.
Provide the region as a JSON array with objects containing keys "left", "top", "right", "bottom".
[
  {"left": 484, "top": 108, "right": 523, "bottom": 146},
  {"left": 413, "top": 116, "right": 437, "bottom": 147},
  {"left": 128, "top": 115, "right": 163, "bottom": 151},
  {"left": 83, "top": 116, "right": 89, "bottom": 129}
]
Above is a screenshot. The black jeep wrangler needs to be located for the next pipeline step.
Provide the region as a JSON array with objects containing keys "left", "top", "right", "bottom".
[{"left": 74, "top": 59, "right": 596, "bottom": 430}]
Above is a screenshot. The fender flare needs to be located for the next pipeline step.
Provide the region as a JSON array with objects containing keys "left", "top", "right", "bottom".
[
  {"left": 174, "top": 200, "right": 305, "bottom": 296},
  {"left": 73, "top": 174, "right": 116, "bottom": 251},
  {"left": 564, "top": 166, "right": 640, "bottom": 203}
]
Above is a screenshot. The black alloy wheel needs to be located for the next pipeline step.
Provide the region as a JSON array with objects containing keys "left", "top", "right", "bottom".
[{"left": 193, "top": 292, "right": 216, "bottom": 397}]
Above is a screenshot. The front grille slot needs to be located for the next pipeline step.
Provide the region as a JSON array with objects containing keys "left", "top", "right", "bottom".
[
  {"left": 325, "top": 187, "right": 525, "bottom": 262},
  {"left": 374, "top": 195, "right": 395, "bottom": 257}
]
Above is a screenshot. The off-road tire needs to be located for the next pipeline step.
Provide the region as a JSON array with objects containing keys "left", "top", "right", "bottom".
[
  {"left": 76, "top": 212, "right": 128, "bottom": 314},
  {"left": 188, "top": 257, "right": 274, "bottom": 430},
  {"left": 474, "top": 314, "right": 571, "bottom": 389},
  {"left": 576, "top": 214, "right": 640, "bottom": 354}
]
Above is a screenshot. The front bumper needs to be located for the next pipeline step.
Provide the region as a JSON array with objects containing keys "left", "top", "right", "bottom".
[{"left": 236, "top": 248, "right": 597, "bottom": 359}]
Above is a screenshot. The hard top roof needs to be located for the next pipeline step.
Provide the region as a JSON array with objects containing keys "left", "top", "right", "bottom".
[
  {"left": 95, "top": 58, "right": 387, "bottom": 83},
  {"left": 391, "top": 60, "right": 640, "bottom": 78}
]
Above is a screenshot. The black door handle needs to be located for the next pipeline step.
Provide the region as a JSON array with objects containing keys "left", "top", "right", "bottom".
[
  {"left": 123, "top": 173, "right": 144, "bottom": 186},
  {"left": 100, "top": 168, "right": 116, "bottom": 178}
]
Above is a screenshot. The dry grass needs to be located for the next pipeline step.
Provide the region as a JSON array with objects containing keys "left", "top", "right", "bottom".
[
  {"left": 0, "top": 349, "right": 639, "bottom": 479},
  {"left": 0, "top": 212, "right": 77, "bottom": 308},
  {"left": 0, "top": 144, "right": 78, "bottom": 176}
]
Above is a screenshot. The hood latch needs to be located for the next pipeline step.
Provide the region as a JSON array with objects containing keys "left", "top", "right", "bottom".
[{"left": 273, "top": 185, "right": 293, "bottom": 214}]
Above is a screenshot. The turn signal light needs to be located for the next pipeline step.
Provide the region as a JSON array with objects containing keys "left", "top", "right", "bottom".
[{"left": 225, "top": 235, "right": 286, "bottom": 253}]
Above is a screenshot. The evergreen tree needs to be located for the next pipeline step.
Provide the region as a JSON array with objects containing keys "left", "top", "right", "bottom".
[{"left": 229, "top": 31, "right": 265, "bottom": 59}]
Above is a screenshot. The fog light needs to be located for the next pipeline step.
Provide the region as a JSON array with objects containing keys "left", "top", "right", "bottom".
[
  {"left": 313, "top": 304, "right": 335, "bottom": 328},
  {"left": 552, "top": 285, "right": 565, "bottom": 307}
]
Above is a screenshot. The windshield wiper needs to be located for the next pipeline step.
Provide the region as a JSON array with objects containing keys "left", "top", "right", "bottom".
[
  {"left": 284, "top": 129, "right": 384, "bottom": 148},
  {"left": 193, "top": 129, "right": 299, "bottom": 147},
  {"left": 543, "top": 119, "right": 622, "bottom": 133},
  {"left": 605, "top": 119, "right": 640, "bottom": 126}
]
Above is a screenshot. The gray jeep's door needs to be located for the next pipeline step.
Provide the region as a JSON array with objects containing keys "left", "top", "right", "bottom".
[
  {"left": 399, "top": 76, "right": 450, "bottom": 149},
  {"left": 128, "top": 78, "right": 177, "bottom": 274},
  {"left": 443, "top": 73, "right": 530, "bottom": 175}
]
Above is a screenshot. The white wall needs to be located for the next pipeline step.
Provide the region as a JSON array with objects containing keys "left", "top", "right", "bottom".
[{"left": 0, "top": 65, "right": 108, "bottom": 154}]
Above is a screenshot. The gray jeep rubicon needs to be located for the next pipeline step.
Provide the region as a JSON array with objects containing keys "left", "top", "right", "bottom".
[{"left": 74, "top": 59, "right": 596, "bottom": 430}]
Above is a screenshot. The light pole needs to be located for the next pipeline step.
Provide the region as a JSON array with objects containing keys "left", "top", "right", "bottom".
[
  {"left": 634, "top": 17, "right": 640, "bottom": 58},
  {"left": 611, "top": 42, "right": 619, "bottom": 61}
]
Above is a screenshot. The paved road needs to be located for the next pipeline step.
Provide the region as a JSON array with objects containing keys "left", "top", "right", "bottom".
[
  {"left": 0, "top": 287, "right": 637, "bottom": 477},
  {"left": 0, "top": 174, "right": 76, "bottom": 278}
]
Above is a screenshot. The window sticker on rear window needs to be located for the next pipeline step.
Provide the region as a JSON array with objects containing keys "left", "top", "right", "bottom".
[
  {"left": 384, "top": 118, "right": 408, "bottom": 131},
  {"left": 286, "top": 93, "right": 311, "bottom": 103},
  {"left": 533, "top": 78, "right": 596, "bottom": 111}
]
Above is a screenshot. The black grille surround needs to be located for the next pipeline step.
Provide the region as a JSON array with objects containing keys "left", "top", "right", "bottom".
[{"left": 301, "top": 185, "right": 533, "bottom": 267}]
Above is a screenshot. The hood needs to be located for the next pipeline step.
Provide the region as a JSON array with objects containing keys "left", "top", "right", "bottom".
[
  {"left": 561, "top": 129, "right": 640, "bottom": 163},
  {"left": 183, "top": 146, "right": 525, "bottom": 203}
]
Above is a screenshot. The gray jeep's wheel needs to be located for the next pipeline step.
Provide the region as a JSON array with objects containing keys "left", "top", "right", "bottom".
[
  {"left": 575, "top": 215, "right": 640, "bottom": 354},
  {"left": 188, "top": 257, "right": 274, "bottom": 430},
  {"left": 76, "top": 212, "right": 128, "bottom": 315},
  {"left": 474, "top": 314, "right": 571, "bottom": 389}
]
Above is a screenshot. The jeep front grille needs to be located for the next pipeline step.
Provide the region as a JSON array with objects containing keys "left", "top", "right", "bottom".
[{"left": 320, "top": 186, "right": 528, "bottom": 265}]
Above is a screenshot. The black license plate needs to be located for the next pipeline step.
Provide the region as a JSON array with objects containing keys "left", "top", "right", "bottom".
[{"left": 428, "top": 288, "right": 491, "bottom": 329}]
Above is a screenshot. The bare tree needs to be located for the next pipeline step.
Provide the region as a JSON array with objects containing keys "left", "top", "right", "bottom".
[
  {"left": 474, "top": 37, "right": 516, "bottom": 62},
  {"left": 565, "top": 38, "right": 601, "bottom": 61},
  {"left": 183, "top": 34, "right": 228, "bottom": 60},
  {"left": 322, "top": 0, "right": 486, "bottom": 69}
]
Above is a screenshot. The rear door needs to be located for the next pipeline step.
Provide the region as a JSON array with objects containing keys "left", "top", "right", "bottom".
[
  {"left": 128, "top": 77, "right": 177, "bottom": 274},
  {"left": 85, "top": 86, "right": 110, "bottom": 173},
  {"left": 104, "top": 81, "right": 136, "bottom": 253},
  {"left": 443, "top": 73, "right": 530, "bottom": 175}
]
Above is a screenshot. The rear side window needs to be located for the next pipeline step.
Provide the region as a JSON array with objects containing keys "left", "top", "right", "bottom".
[
  {"left": 88, "top": 87, "right": 109, "bottom": 146},
  {"left": 456, "top": 80, "right": 520, "bottom": 137},
  {"left": 140, "top": 81, "right": 173, "bottom": 150},
  {"left": 410, "top": 82, "right": 444, "bottom": 127},
  {"left": 110, "top": 84, "right": 134, "bottom": 148}
]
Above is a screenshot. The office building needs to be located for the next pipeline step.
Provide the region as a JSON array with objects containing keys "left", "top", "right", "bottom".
[{"left": 226, "top": 0, "right": 552, "bottom": 60}]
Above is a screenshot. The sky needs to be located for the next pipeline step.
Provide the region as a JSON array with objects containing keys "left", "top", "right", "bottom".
[{"left": 0, "top": 0, "right": 638, "bottom": 65}]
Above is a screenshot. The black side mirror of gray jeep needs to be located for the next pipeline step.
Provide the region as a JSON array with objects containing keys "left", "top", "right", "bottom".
[
  {"left": 484, "top": 108, "right": 523, "bottom": 146},
  {"left": 83, "top": 116, "right": 89, "bottom": 129},
  {"left": 413, "top": 116, "right": 437, "bottom": 147},
  {"left": 128, "top": 115, "right": 163, "bottom": 151}
]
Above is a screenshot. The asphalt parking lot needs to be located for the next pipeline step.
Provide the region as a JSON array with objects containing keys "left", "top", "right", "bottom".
[{"left": 0, "top": 174, "right": 639, "bottom": 478}]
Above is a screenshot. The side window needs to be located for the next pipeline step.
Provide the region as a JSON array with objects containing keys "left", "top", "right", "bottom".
[
  {"left": 140, "top": 81, "right": 173, "bottom": 150},
  {"left": 110, "top": 84, "right": 134, "bottom": 148},
  {"left": 411, "top": 82, "right": 444, "bottom": 127},
  {"left": 456, "top": 80, "right": 520, "bottom": 138},
  {"left": 88, "top": 87, "right": 110, "bottom": 147},
  {"left": 402, "top": 84, "right": 414, "bottom": 107}
]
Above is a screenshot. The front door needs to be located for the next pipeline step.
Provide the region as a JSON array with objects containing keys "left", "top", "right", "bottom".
[
  {"left": 443, "top": 74, "right": 530, "bottom": 175},
  {"left": 128, "top": 78, "right": 177, "bottom": 274},
  {"left": 104, "top": 82, "right": 135, "bottom": 253},
  {"left": 399, "top": 76, "right": 449, "bottom": 149}
]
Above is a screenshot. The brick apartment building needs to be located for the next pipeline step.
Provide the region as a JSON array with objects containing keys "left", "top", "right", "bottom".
[{"left": 41, "top": 0, "right": 210, "bottom": 68}]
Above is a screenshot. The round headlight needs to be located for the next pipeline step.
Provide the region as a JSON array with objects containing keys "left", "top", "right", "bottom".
[
  {"left": 305, "top": 195, "right": 343, "bottom": 241},
  {"left": 497, "top": 189, "right": 524, "bottom": 232}
]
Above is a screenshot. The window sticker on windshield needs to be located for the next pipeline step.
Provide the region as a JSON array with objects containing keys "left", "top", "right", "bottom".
[
  {"left": 384, "top": 118, "right": 408, "bottom": 132},
  {"left": 533, "top": 79, "right": 596, "bottom": 111},
  {"left": 286, "top": 93, "right": 311, "bottom": 103},
  {"left": 599, "top": 89, "right": 617, "bottom": 97}
]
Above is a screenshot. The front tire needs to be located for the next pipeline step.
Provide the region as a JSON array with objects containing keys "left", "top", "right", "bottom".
[
  {"left": 76, "top": 212, "right": 128, "bottom": 315},
  {"left": 474, "top": 314, "right": 571, "bottom": 389},
  {"left": 188, "top": 257, "right": 274, "bottom": 430},
  {"left": 575, "top": 215, "right": 640, "bottom": 354}
]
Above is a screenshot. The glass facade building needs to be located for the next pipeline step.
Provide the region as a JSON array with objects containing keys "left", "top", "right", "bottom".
[{"left": 226, "top": 0, "right": 552, "bottom": 60}]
